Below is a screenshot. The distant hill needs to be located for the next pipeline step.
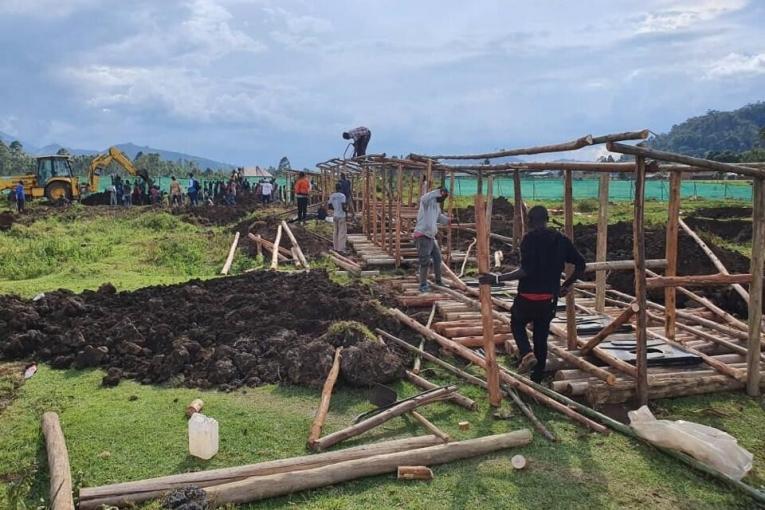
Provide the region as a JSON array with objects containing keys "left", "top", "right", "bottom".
[
  {"left": 0, "top": 132, "right": 234, "bottom": 170},
  {"left": 651, "top": 102, "right": 765, "bottom": 157}
]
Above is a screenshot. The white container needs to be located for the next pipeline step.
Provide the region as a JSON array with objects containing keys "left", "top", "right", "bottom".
[{"left": 188, "top": 413, "right": 219, "bottom": 460}]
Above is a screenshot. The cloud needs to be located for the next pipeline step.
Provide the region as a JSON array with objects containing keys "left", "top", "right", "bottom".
[
  {"left": 706, "top": 52, "right": 765, "bottom": 77},
  {"left": 636, "top": 0, "right": 748, "bottom": 33},
  {"left": 0, "top": 0, "right": 101, "bottom": 17}
]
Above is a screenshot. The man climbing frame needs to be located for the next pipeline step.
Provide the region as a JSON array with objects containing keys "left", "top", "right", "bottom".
[
  {"left": 342, "top": 127, "right": 371, "bottom": 158},
  {"left": 479, "top": 205, "right": 586, "bottom": 383}
]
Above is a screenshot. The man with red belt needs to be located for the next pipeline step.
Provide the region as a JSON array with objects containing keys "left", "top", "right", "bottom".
[{"left": 479, "top": 205, "right": 585, "bottom": 383}]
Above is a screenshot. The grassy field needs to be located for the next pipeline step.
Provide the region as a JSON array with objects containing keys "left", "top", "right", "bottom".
[{"left": 0, "top": 200, "right": 763, "bottom": 509}]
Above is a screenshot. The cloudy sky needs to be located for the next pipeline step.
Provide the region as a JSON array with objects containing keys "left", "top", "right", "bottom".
[{"left": 0, "top": 0, "right": 763, "bottom": 168}]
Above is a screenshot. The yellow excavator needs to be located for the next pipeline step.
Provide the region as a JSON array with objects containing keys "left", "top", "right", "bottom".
[{"left": 0, "top": 146, "right": 151, "bottom": 202}]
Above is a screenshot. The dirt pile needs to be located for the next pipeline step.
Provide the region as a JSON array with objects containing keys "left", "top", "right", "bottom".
[
  {"left": 175, "top": 193, "right": 262, "bottom": 227},
  {"left": 81, "top": 192, "right": 111, "bottom": 206},
  {"left": 0, "top": 211, "right": 14, "bottom": 231},
  {"left": 0, "top": 271, "right": 406, "bottom": 391}
]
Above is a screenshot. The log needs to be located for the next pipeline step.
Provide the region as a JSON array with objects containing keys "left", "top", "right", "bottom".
[
  {"left": 440, "top": 262, "right": 468, "bottom": 291},
  {"left": 307, "top": 348, "right": 342, "bottom": 448},
  {"left": 748, "top": 177, "right": 765, "bottom": 396},
  {"left": 79, "top": 436, "right": 444, "bottom": 509},
  {"left": 329, "top": 254, "right": 361, "bottom": 274},
  {"left": 475, "top": 192, "right": 501, "bottom": 406},
  {"left": 564, "top": 169, "right": 576, "bottom": 350},
  {"left": 511, "top": 455, "right": 527, "bottom": 470},
  {"left": 281, "top": 221, "right": 309, "bottom": 269},
  {"left": 458, "top": 421, "right": 471, "bottom": 431},
  {"left": 205, "top": 431, "right": 533, "bottom": 506},
  {"left": 452, "top": 334, "right": 511, "bottom": 347},
  {"left": 248, "top": 233, "right": 290, "bottom": 260},
  {"left": 186, "top": 399, "right": 204, "bottom": 418},
  {"left": 397, "top": 465, "right": 434, "bottom": 481},
  {"left": 413, "top": 303, "right": 437, "bottom": 374},
  {"left": 595, "top": 173, "right": 609, "bottom": 312},
  {"left": 665, "top": 171, "right": 681, "bottom": 338},
  {"left": 580, "top": 302, "right": 639, "bottom": 354},
  {"left": 405, "top": 370, "right": 477, "bottom": 411},
  {"left": 547, "top": 343, "right": 616, "bottom": 385},
  {"left": 633, "top": 157, "right": 648, "bottom": 405},
  {"left": 42, "top": 412, "right": 74, "bottom": 510},
  {"left": 270, "top": 224, "right": 283, "bottom": 270},
  {"left": 409, "top": 411, "right": 450, "bottom": 442},
  {"left": 513, "top": 169, "right": 524, "bottom": 250},
  {"left": 584, "top": 259, "right": 667, "bottom": 272},
  {"left": 506, "top": 387, "right": 557, "bottom": 442},
  {"left": 646, "top": 273, "right": 752, "bottom": 289},
  {"left": 442, "top": 325, "right": 510, "bottom": 337},
  {"left": 221, "top": 232, "right": 240, "bottom": 275},
  {"left": 387, "top": 310, "right": 608, "bottom": 433},
  {"left": 459, "top": 237, "right": 477, "bottom": 277},
  {"left": 311, "top": 385, "right": 457, "bottom": 451}
]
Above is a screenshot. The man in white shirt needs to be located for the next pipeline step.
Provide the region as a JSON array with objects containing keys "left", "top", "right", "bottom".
[
  {"left": 327, "top": 183, "right": 348, "bottom": 253},
  {"left": 260, "top": 179, "right": 273, "bottom": 204}
]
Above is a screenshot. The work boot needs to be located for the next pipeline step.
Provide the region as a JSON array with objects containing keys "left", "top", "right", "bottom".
[
  {"left": 517, "top": 352, "right": 538, "bottom": 374},
  {"left": 419, "top": 283, "right": 431, "bottom": 293}
]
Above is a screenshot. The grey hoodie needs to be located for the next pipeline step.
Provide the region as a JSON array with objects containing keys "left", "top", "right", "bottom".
[{"left": 414, "top": 190, "right": 449, "bottom": 239}]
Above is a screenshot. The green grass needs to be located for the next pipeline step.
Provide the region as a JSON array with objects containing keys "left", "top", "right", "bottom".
[
  {"left": 0, "top": 366, "right": 763, "bottom": 510},
  {"left": 0, "top": 205, "right": 232, "bottom": 297}
]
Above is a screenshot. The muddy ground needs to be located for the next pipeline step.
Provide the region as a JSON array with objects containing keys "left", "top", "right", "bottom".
[
  {"left": 0, "top": 271, "right": 408, "bottom": 391},
  {"left": 246, "top": 219, "right": 330, "bottom": 258}
]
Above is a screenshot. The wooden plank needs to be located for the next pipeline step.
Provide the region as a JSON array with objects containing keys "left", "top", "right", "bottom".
[
  {"left": 595, "top": 173, "right": 609, "bottom": 312},
  {"left": 447, "top": 170, "right": 455, "bottom": 265},
  {"left": 665, "top": 171, "right": 681, "bottom": 338},
  {"left": 748, "top": 177, "right": 765, "bottom": 396},
  {"left": 647, "top": 274, "right": 752, "bottom": 288},
  {"left": 270, "top": 224, "right": 283, "bottom": 270},
  {"left": 221, "top": 232, "right": 240, "bottom": 275},
  {"left": 633, "top": 156, "right": 649, "bottom": 405}
]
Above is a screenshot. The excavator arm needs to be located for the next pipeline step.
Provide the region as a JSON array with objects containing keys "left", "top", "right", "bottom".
[{"left": 88, "top": 147, "right": 152, "bottom": 193}]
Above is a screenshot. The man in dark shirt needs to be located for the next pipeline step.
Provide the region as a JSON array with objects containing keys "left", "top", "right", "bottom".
[
  {"left": 479, "top": 205, "right": 586, "bottom": 382},
  {"left": 342, "top": 127, "right": 371, "bottom": 157}
]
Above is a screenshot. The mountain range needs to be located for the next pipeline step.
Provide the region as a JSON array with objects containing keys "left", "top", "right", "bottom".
[{"left": 0, "top": 132, "right": 235, "bottom": 171}]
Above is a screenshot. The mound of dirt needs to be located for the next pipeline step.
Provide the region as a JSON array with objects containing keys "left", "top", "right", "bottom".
[
  {"left": 248, "top": 218, "right": 330, "bottom": 257},
  {"left": 459, "top": 196, "right": 515, "bottom": 225},
  {"left": 693, "top": 206, "right": 751, "bottom": 219},
  {"left": 81, "top": 192, "right": 111, "bottom": 206},
  {"left": 0, "top": 211, "right": 14, "bottom": 231},
  {"left": 0, "top": 271, "right": 406, "bottom": 391},
  {"left": 175, "top": 193, "right": 262, "bottom": 227},
  {"left": 685, "top": 217, "right": 751, "bottom": 243}
]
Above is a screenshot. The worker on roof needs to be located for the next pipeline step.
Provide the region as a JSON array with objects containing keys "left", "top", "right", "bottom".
[
  {"left": 342, "top": 127, "right": 371, "bottom": 158},
  {"left": 414, "top": 187, "right": 450, "bottom": 293},
  {"left": 294, "top": 171, "right": 311, "bottom": 223},
  {"left": 479, "top": 205, "right": 586, "bottom": 383}
]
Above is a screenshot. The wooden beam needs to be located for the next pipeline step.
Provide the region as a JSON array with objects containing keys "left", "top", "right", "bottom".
[
  {"left": 220, "top": 232, "right": 240, "bottom": 275},
  {"left": 447, "top": 170, "right": 455, "bottom": 265},
  {"left": 633, "top": 156, "right": 649, "bottom": 405},
  {"left": 647, "top": 273, "right": 752, "bottom": 289},
  {"left": 485, "top": 175, "right": 494, "bottom": 266},
  {"left": 584, "top": 259, "right": 666, "bottom": 272},
  {"left": 409, "top": 411, "right": 450, "bottom": 442},
  {"left": 396, "top": 164, "right": 403, "bottom": 267},
  {"left": 405, "top": 370, "right": 477, "bottom": 411},
  {"left": 475, "top": 189, "right": 502, "bottom": 407},
  {"left": 665, "top": 171, "right": 682, "bottom": 339},
  {"left": 512, "top": 170, "right": 523, "bottom": 251},
  {"left": 42, "top": 412, "right": 74, "bottom": 510},
  {"left": 564, "top": 169, "right": 577, "bottom": 350},
  {"left": 580, "top": 302, "right": 640, "bottom": 354},
  {"left": 748, "top": 177, "right": 765, "bottom": 396},
  {"left": 281, "top": 221, "right": 309, "bottom": 270},
  {"left": 270, "top": 224, "right": 283, "bottom": 270},
  {"left": 307, "top": 348, "right": 342, "bottom": 449},
  {"left": 595, "top": 173, "right": 609, "bottom": 312}
]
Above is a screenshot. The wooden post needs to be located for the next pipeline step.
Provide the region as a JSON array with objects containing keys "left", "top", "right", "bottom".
[
  {"left": 447, "top": 170, "right": 455, "bottom": 265},
  {"left": 281, "top": 221, "right": 309, "bottom": 270},
  {"left": 407, "top": 172, "right": 415, "bottom": 207},
  {"left": 42, "top": 412, "right": 74, "bottom": 510},
  {"left": 665, "top": 171, "right": 680, "bottom": 339},
  {"left": 475, "top": 178, "right": 502, "bottom": 407},
  {"left": 371, "top": 171, "right": 378, "bottom": 245},
  {"left": 307, "top": 348, "right": 342, "bottom": 448},
  {"left": 396, "top": 164, "right": 403, "bottom": 267},
  {"left": 747, "top": 177, "right": 765, "bottom": 396},
  {"left": 220, "top": 232, "right": 240, "bottom": 275},
  {"left": 564, "top": 170, "right": 577, "bottom": 350},
  {"left": 485, "top": 175, "right": 494, "bottom": 268},
  {"left": 409, "top": 411, "right": 450, "bottom": 442},
  {"left": 426, "top": 159, "right": 433, "bottom": 190},
  {"left": 512, "top": 170, "right": 523, "bottom": 251},
  {"left": 633, "top": 156, "right": 649, "bottom": 405},
  {"left": 270, "top": 225, "right": 283, "bottom": 270},
  {"left": 580, "top": 302, "right": 639, "bottom": 354},
  {"left": 595, "top": 173, "right": 609, "bottom": 312},
  {"left": 363, "top": 169, "right": 369, "bottom": 236}
]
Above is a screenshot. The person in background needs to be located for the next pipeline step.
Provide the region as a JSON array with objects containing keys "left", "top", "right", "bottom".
[
  {"left": 339, "top": 173, "right": 353, "bottom": 216},
  {"left": 14, "top": 181, "right": 25, "bottom": 213},
  {"left": 260, "top": 178, "right": 273, "bottom": 205},
  {"left": 342, "top": 126, "right": 371, "bottom": 157},
  {"left": 478, "top": 205, "right": 586, "bottom": 383},
  {"left": 123, "top": 180, "right": 132, "bottom": 206},
  {"left": 132, "top": 181, "right": 141, "bottom": 205},
  {"left": 327, "top": 182, "right": 348, "bottom": 253},
  {"left": 170, "top": 176, "right": 182, "bottom": 207},
  {"left": 150, "top": 185, "right": 160, "bottom": 206},
  {"left": 115, "top": 177, "right": 124, "bottom": 205},
  {"left": 413, "top": 188, "right": 450, "bottom": 293},
  {"left": 188, "top": 173, "right": 200, "bottom": 206},
  {"left": 108, "top": 183, "right": 117, "bottom": 206},
  {"left": 294, "top": 171, "right": 311, "bottom": 222}
]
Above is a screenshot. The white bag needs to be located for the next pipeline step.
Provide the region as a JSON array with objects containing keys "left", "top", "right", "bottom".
[{"left": 628, "top": 406, "right": 753, "bottom": 480}]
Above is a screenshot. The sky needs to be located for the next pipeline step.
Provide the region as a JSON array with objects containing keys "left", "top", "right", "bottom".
[{"left": 0, "top": 0, "right": 763, "bottom": 168}]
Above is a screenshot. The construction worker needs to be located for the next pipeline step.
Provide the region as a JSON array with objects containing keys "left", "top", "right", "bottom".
[
  {"left": 478, "top": 205, "right": 586, "bottom": 383},
  {"left": 170, "top": 176, "right": 182, "bottom": 207},
  {"left": 328, "top": 182, "right": 348, "bottom": 253},
  {"left": 342, "top": 127, "right": 371, "bottom": 158},
  {"left": 187, "top": 173, "right": 200, "bottom": 206},
  {"left": 14, "top": 181, "right": 25, "bottom": 213},
  {"left": 414, "top": 187, "right": 450, "bottom": 293},
  {"left": 294, "top": 171, "right": 311, "bottom": 222}
]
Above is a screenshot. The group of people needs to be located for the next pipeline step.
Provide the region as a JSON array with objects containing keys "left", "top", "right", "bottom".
[{"left": 106, "top": 175, "right": 157, "bottom": 206}]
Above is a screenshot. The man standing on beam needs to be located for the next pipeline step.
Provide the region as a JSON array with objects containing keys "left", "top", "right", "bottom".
[
  {"left": 342, "top": 126, "right": 371, "bottom": 157},
  {"left": 414, "top": 187, "right": 450, "bottom": 293},
  {"left": 479, "top": 205, "right": 585, "bottom": 383}
]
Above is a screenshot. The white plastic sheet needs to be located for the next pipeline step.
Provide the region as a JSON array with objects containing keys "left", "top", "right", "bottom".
[{"left": 628, "top": 406, "right": 753, "bottom": 480}]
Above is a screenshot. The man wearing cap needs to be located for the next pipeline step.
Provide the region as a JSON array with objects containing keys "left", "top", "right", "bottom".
[
  {"left": 413, "top": 187, "right": 450, "bottom": 293},
  {"left": 479, "top": 205, "right": 586, "bottom": 383}
]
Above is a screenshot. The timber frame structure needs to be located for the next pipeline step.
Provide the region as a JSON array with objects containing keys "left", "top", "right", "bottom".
[{"left": 317, "top": 130, "right": 765, "bottom": 406}]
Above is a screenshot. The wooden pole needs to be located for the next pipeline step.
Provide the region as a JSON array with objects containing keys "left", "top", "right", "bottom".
[
  {"left": 747, "top": 177, "right": 765, "bottom": 396},
  {"left": 447, "top": 170, "right": 455, "bottom": 265},
  {"left": 307, "top": 348, "right": 342, "bottom": 448},
  {"left": 595, "top": 173, "right": 609, "bottom": 312},
  {"left": 396, "top": 164, "right": 403, "bottom": 267},
  {"left": 413, "top": 303, "right": 437, "bottom": 374},
  {"left": 585, "top": 259, "right": 666, "bottom": 272},
  {"left": 371, "top": 172, "right": 378, "bottom": 245},
  {"left": 485, "top": 175, "right": 494, "bottom": 267},
  {"left": 205, "top": 432, "right": 532, "bottom": 506},
  {"left": 665, "top": 171, "right": 681, "bottom": 339},
  {"left": 646, "top": 273, "right": 752, "bottom": 288},
  {"left": 405, "top": 371, "right": 477, "bottom": 411},
  {"left": 220, "top": 232, "right": 240, "bottom": 275},
  {"left": 426, "top": 159, "right": 433, "bottom": 190},
  {"left": 564, "top": 170, "right": 577, "bottom": 350},
  {"left": 475, "top": 184, "right": 502, "bottom": 407},
  {"left": 270, "top": 224, "right": 283, "bottom": 270},
  {"left": 281, "top": 221, "right": 309, "bottom": 270},
  {"left": 41, "top": 412, "right": 74, "bottom": 510},
  {"left": 633, "top": 156, "right": 649, "bottom": 405},
  {"left": 505, "top": 388, "right": 557, "bottom": 442},
  {"left": 512, "top": 170, "right": 523, "bottom": 251},
  {"left": 580, "top": 302, "right": 639, "bottom": 354},
  {"left": 679, "top": 219, "right": 750, "bottom": 303},
  {"left": 409, "top": 410, "right": 450, "bottom": 442},
  {"left": 311, "top": 386, "right": 457, "bottom": 451}
]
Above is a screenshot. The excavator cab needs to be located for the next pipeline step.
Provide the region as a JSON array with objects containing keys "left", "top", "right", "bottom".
[{"left": 36, "top": 155, "right": 79, "bottom": 201}]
